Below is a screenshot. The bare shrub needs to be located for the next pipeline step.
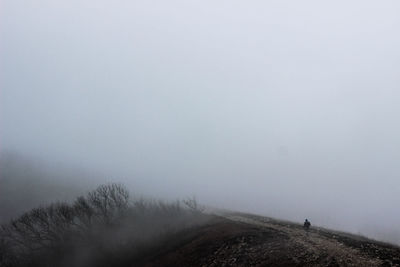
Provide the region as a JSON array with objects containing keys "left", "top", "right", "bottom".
[
  {"left": 86, "top": 184, "right": 129, "bottom": 224},
  {"left": 183, "top": 196, "right": 205, "bottom": 213},
  {"left": 0, "top": 183, "right": 209, "bottom": 267}
]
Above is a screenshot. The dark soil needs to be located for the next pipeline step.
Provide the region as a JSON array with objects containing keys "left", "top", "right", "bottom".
[{"left": 137, "top": 214, "right": 400, "bottom": 267}]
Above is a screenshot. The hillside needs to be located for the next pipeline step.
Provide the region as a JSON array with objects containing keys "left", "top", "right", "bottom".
[
  {"left": 141, "top": 212, "right": 400, "bottom": 267},
  {"left": 2, "top": 183, "right": 400, "bottom": 267}
]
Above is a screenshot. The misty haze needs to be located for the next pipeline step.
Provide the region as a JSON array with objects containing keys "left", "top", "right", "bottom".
[{"left": 1, "top": 1, "right": 400, "bottom": 266}]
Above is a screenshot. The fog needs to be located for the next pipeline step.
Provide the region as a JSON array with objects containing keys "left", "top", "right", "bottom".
[{"left": 1, "top": 0, "right": 400, "bottom": 244}]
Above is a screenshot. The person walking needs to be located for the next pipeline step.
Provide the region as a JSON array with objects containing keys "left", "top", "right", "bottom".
[{"left": 304, "top": 219, "right": 311, "bottom": 231}]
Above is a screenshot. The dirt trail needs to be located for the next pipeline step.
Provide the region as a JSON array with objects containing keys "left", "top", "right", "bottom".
[
  {"left": 222, "top": 213, "right": 398, "bottom": 266},
  {"left": 142, "top": 213, "right": 400, "bottom": 266}
]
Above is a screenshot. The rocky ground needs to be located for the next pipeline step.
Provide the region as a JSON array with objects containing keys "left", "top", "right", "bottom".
[{"left": 139, "top": 212, "right": 400, "bottom": 267}]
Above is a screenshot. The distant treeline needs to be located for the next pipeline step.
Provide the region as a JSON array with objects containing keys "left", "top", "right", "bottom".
[{"left": 0, "top": 183, "right": 209, "bottom": 267}]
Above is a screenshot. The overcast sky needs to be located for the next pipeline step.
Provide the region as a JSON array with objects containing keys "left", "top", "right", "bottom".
[{"left": 1, "top": 1, "right": 400, "bottom": 243}]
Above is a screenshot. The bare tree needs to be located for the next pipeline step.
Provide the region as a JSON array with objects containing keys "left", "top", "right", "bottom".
[
  {"left": 183, "top": 196, "right": 205, "bottom": 213},
  {"left": 0, "top": 183, "right": 209, "bottom": 267},
  {"left": 86, "top": 184, "right": 129, "bottom": 224}
]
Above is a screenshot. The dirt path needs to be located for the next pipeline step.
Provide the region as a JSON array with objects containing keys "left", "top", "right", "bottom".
[
  {"left": 142, "top": 213, "right": 400, "bottom": 266},
  {"left": 222, "top": 213, "right": 394, "bottom": 266}
]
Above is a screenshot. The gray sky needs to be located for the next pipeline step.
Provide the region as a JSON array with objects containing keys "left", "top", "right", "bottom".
[{"left": 1, "top": 1, "right": 400, "bottom": 243}]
